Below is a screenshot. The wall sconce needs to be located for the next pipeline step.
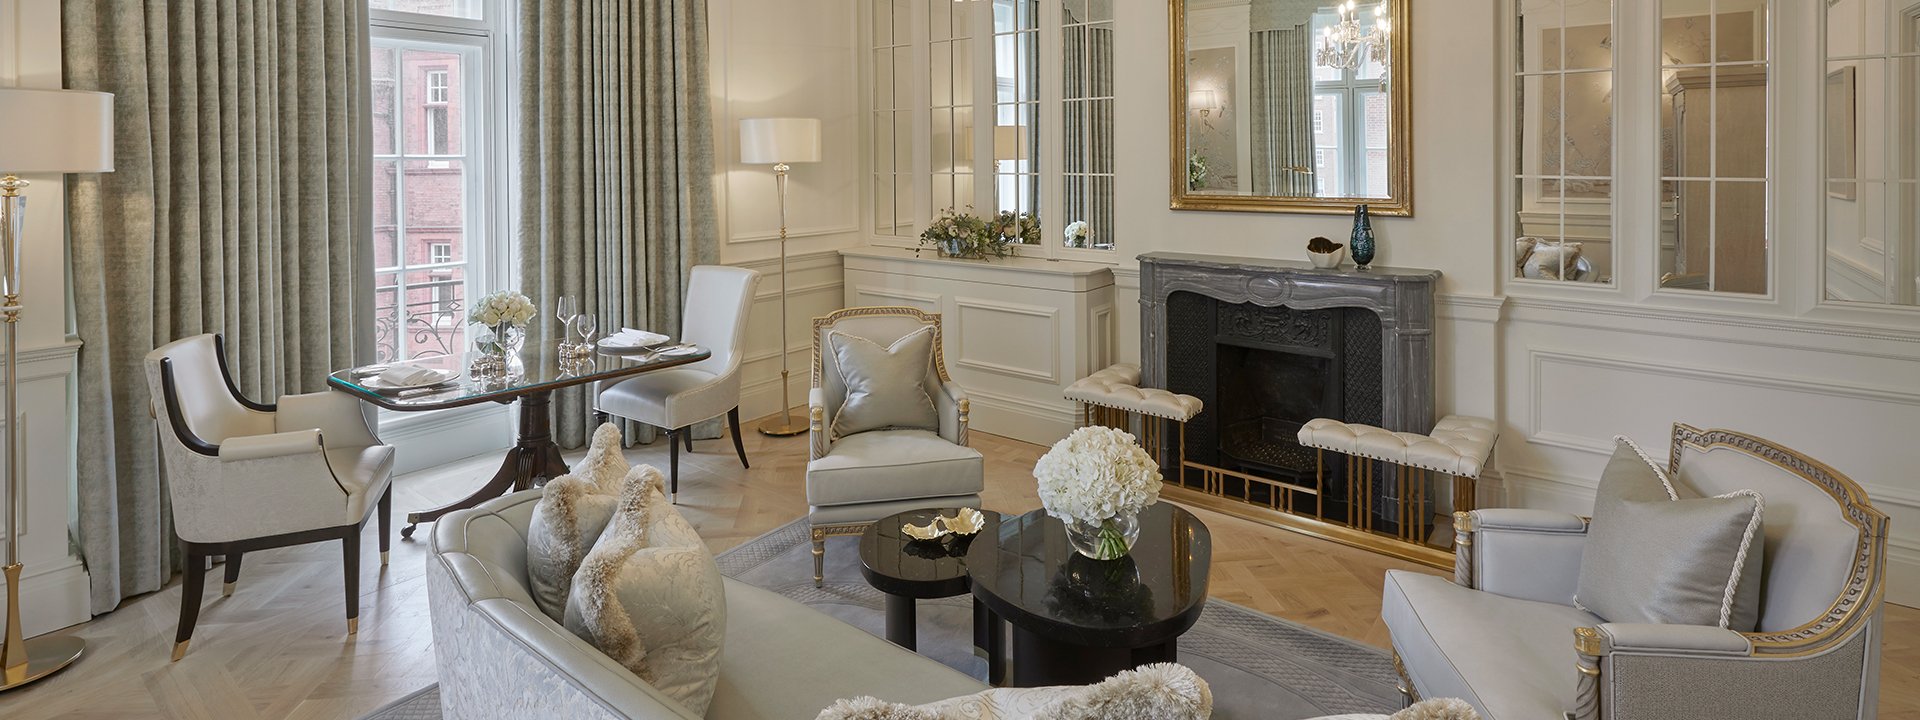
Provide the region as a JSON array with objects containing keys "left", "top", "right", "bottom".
[{"left": 1188, "top": 90, "right": 1221, "bottom": 118}]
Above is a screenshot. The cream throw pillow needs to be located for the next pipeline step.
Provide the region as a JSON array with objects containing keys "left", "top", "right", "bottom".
[
  {"left": 565, "top": 464, "right": 727, "bottom": 715},
  {"left": 525, "top": 423, "right": 630, "bottom": 620},
  {"left": 1575, "top": 436, "right": 1765, "bottom": 631},
  {"left": 816, "top": 663, "right": 1212, "bottom": 720},
  {"left": 828, "top": 325, "right": 940, "bottom": 437}
]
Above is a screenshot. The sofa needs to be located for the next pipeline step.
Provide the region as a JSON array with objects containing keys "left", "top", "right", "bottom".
[{"left": 427, "top": 489, "right": 989, "bottom": 719}]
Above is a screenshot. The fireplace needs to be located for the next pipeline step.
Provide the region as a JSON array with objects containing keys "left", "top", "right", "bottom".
[{"left": 1139, "top": 252, "right": 1440, "bottom": 557}]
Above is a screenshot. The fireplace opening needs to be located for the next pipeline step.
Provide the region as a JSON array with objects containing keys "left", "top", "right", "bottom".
[{"left": 1215, "top": 342, "right": 1339, "bottom": 485}]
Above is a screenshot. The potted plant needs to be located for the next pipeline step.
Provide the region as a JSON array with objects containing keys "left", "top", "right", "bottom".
[
  {"left": 1034, "top": 426, "right": 1164, "bottom": 560},
  {"left": 918, "top": 207, "right": 1017, "bottom": 260}
]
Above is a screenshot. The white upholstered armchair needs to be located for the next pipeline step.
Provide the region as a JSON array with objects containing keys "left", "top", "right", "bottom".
[
  {"left": 145, "top": 334, "right": 395, "bottom": 661},
  {"left": 1384, "top": 424, "right": 1889, "bottom": 719},
  {"left": 805, "top": 307, "right": 984, "bottom": 586}
]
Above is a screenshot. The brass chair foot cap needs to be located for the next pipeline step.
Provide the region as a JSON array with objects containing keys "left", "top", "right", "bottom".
[
  {"left": 222, "top": 581, "right": 235, "bottom": 597},
  {"left": 171, "top": 640, "right": 189, "bottom": 662},
  {"left": 347, "top": 618, "right": 359, "bottom": 635},
  {"left": 380, "top": 551, "right": 389, "bottom": 566}
]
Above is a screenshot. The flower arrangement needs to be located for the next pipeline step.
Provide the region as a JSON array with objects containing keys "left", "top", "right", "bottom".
[
  {"left": 918, "top": 207, "right": 1034, "bottom": 260},
  {"left": 1064, "top": 220, "right": 1091, "bottom": 249},
  {"left": 1034, "top": 426, "right": 1163, "bottom": 559},
  {"left": 469, "top": 290, "right": 537, "bottom": 328}
]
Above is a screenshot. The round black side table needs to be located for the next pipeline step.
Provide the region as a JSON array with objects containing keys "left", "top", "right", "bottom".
[
  {"left": 858, "top": 508, "right": 1003, "bottom": 671},
  {"left": 966, "top": 503, "right": 1212, "bottom": 687}
]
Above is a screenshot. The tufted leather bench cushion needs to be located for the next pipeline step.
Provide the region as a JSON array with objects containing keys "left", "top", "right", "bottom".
[
  {"left": 1296, "top": 415, "right": 1498, "bottom": 478},
  {"left": 1063, "top": 363, "right": 1204, "bottom": 422}
]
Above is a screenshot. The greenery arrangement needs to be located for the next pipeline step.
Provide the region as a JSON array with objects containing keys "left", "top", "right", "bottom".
[
  {"left": 1187, "top": 152, "right": 1211, "bottom": 190},
  {"left": 918, "top": 207, "right": 1040, "bottom": 260}
]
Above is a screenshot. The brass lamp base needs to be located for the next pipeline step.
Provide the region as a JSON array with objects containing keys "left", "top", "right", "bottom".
[
  {"left": 757, "top": 415, "right": 806, "bottom": 437},
  {"left": 0, "top": 635, "right": 84, "bottom": 692}
]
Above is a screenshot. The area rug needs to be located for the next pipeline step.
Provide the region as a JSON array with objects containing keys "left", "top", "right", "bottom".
[{"left": 362, "top": 517, "right": 1402, "bottom": 720}]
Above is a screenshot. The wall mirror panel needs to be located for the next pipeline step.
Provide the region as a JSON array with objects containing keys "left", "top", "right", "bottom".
[
  {"left": 1824, "top": 0, "right": 1920, "bottom": 306},
  {"left": 1512, "top": 0, "right": 1617, "bottom": 286},
  {"left": 1170, "top": 0, "right": 1412, "bottom": 216}
]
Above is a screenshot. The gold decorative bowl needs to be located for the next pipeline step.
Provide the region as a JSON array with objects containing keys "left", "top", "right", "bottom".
[
  {"left": 901, "top": 518, "right": 950, "bottom": 541},
  {"left": 943, "top": 507, "right": 987, "bottom": 536}
]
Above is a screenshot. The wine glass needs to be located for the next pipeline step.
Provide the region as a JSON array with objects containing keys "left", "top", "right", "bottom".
[
  {"left": 571, "top": 313, "right": 599, "bottom": 348},
  {"left": 554, "top": 295, "right": 578, "bottom": 346}
]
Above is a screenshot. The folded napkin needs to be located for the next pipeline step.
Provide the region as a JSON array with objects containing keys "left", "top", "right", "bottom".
[
  {"left": 604, "top": 328, "right": 669, "bottom": 347},
  {"left": 377, "top": 363, "right": 444, "bottom": 386}
]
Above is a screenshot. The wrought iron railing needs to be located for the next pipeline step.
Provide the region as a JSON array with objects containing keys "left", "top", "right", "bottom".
[{"left": 374, "top": 277, "right": 466, "bottom": 363}]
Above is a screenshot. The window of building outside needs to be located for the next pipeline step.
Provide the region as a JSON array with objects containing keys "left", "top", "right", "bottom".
[{"left": 370, "top": 0, "right": 498, "bottom": 363}]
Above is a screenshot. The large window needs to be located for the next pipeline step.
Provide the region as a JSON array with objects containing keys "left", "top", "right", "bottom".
[
  {"left": 1310, "top": 5, "right": 1389, "bottom": 199},
  {"left": 370, "top": 2, "right": 502, "bottom": 362}
]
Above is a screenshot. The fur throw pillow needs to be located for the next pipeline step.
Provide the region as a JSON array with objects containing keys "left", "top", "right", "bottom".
[
  {"left": 572, "top": 422, "right": 632, "bottom": 494},
  {"left": 564, "top": 465, "right": 726, "bottom": 715},
  {"left": 526, "top": 475, "right": 618, "bottom": 620},
  {"left": 1302, "top": 697, "right": 1481, "bottom": 720},
  {"left": 816, "top": 663, "right": 1213, "bottom": 720}
]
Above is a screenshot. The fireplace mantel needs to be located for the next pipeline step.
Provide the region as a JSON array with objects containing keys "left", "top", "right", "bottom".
[{"left": 1139, "top": 251, "right": 1440, "bottom": 434}]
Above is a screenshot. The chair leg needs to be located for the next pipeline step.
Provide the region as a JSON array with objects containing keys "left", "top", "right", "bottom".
[
  {"left": 683, "top": 428, "right": 694, "bottom": 452},
  {"left": 812, "top": 531, "right": 826, "bottom": 588},
  {"left": 727, "top": 407, "right": 749, "bottom": 469},
  {"left": 378, "top": 486, "right": 392, "bottom": 567},
  {"left": 593, "top": 410, "right": 611, "bottom": 427},
  {"left": 667, "top": 428, "right": 681, "bottom": 503},
  {"left": 222, "top": 552, "right": 243, "bottom": 597},
  {"left": 174, "top": 545, "right": 207, "bottom": 661},
  {"left": 343, "top": 530, "right": 361, "bottom": 636}
]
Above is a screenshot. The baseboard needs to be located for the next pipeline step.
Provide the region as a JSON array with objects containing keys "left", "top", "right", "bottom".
[
  {"left": 0, "top": 556, "right": 89, "bottom": 636},
  {"left": 1888, "top": 539, "right": 1920, "bottom": 609},
  {"left": 965, "top": 389, "right": 1077, "bottom": 446},
  {"left": 379, "top": 404, "right": 514, "bottom": 476}
]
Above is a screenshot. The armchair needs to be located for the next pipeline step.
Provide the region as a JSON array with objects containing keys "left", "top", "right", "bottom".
[
  {"left": 1382, "top": 424, "right": 1888, "bottom": 719},
  {"left": 144, "top": 334, "right": 395, "bottom": 661},
  {"left": 805, "top": 307, "right": 984, "bottom": 586}
]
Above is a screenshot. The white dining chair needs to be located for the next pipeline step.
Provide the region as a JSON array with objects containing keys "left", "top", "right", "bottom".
[{"left": 594, "top": 265, "right": 761, "bottom": 502}]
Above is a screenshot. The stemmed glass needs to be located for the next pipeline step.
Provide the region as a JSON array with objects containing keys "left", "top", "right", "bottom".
[
  {"left": 555, "top": 296, "right": 578, "bottom": 346},
  {"left": 571, "top": 313, "right": 599, "bottom": 350}
]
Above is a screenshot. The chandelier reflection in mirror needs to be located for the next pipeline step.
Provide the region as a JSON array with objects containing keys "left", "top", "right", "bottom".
[{"left": 1315, "top": 0, "right": 1390, "bottom": 85}]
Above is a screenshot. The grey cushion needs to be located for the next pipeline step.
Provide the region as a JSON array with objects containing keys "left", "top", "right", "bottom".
[
  {"left": 565, "top": 466, "right": 728, "bottom": 716},
  {"left": 527, "top": 475, "right": 618, "bottom": 620},
  {"left": 828, "top": 326, "right": 939, "bottom": 437},
  {"left": 1381, "top": 570, "right": 1598, "bottom": 720},
  {"left": 1575, "top": 437, "right": 1764, "bottom": 631},
  {"left": 805, "top": 429, "right": 985, "bottom": 507}
]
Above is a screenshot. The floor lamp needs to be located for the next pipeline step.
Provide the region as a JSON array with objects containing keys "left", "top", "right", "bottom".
[
  {"left": 740, "top": 118, "right": 821, "bottom": 437},
  {"left": 0, "top": 87, "right": 114, "bottom": 691}
]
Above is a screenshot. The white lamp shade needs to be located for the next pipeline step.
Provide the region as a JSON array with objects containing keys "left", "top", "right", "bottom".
[
  {"left": 0, "top": 88, "right": 114, "bottom": 174},
  {"left": 739, "top": 117, "right": 821, "bottom": 165}
]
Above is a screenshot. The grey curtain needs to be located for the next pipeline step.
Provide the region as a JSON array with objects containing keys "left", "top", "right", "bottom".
[
  {"left": 519, "top": 0, "right": 718, "bottom": 449},
  {"left": 1250, "top": 26, "right": 1316, "bottom": 197},
  {"left": 62, "top": 0, "right": 376, "bottom": 614}
]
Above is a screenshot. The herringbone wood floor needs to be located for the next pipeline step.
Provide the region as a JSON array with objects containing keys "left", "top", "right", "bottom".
[{"left": 3, "top": 417, "right": 1916, "bottom": 718}]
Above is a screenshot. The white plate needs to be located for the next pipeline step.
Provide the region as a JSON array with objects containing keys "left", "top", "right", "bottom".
[
  {"left": 360, "top": 367, "right": 461, "bottom": 393},
  {"left": 659, "top": 345, "right": 701, "bottom": 357},
  {"left": 599, "top": 331, "right": 671, "bottom": 351}
]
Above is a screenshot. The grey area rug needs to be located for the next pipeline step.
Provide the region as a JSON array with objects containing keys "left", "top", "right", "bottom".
[{"left": 363, "top": 518, "right": 1401, "bottom": 720}]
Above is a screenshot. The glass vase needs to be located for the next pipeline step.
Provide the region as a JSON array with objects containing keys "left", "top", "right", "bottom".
[
  {"left": 1063, "top": 511, "right": 1141, "bottom": 560},
  {"left": 474, "top": 322, "right": 527, "bottom": 376}
]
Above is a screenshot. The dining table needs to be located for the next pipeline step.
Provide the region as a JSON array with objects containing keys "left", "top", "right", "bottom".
[{"left": 327, "top": 342, "right": 712, "bottom": 539}]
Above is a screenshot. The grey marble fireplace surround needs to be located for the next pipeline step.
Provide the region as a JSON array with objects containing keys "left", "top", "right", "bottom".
[{"left": 1139, "top": 252, "right": 1440, "bottom": 454}]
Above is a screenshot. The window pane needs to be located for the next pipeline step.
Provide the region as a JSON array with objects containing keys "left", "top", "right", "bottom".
[
  {"left": 371, "top": 47, "right": 398, "bottom": 155},
  {"left": 374, "top": 271, "right": 403, "bottom": 363},
  {"left": 1560, "top": 71, "right": 1611, "bottom": 182},
  {"left": 1711, "top": 64, "right": 1768, "bottom": 180},
  {"left": 403, "top": 265, "right": 468, "bottom": 358},
  {"left": 373, "top": 159, "right": 399, "bottom": 270},
  {"left": 370, "top": 0, "right": 480, "bottom": 20}
]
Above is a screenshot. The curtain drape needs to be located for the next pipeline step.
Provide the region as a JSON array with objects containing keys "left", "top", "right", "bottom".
[
  {"left": 1250, "top": 26, "right": 1317, "bottom": 197},
  {"left": 519, "top": 0, "right": 718, "bottom": 449},
  {"left": 62, "top": 0, "right": 376, "bottom": 615}
]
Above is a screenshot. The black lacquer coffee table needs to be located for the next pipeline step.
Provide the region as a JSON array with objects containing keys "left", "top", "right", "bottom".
[
  {"left": 966, "top": 503, "right": 1212, "bottom": 687},
  {"left": 858, "top": 508, "right": 1005, "bottom": 681}
]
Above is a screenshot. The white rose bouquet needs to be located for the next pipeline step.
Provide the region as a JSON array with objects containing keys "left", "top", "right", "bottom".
[
  {"left": 469, "top": 290, "right": 537, "bottom": 328},
  {"left": 1064, "top": 220, "right": 1090, "bottom": 249},
  {"left": 1034, "top": 426, "right": 1163, "bottom": 559}
]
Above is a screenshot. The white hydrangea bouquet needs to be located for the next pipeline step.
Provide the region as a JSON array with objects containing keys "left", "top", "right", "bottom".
[
  {"left": 1064, "top": 220, "right": 1091, "bottom": 249},
  {"left": 1034, "top": 426, "right": 1164, "bottom": 560},
  {"left": 469, "top": 290, "right": 537, "bottom": 328}
]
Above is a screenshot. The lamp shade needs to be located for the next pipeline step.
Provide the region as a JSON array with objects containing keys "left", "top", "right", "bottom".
[
  {"left": 0, "top": 88, "right": 114, "bottom": 174},
  {"left": 739, "top": 117, "right": 821, "bottom": 165}
]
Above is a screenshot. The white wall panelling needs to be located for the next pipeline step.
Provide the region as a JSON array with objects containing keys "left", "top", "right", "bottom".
[
  {"left": 734, "top": 250, "right": 847, "bottom": 420},
  {"left": 841, "top": 247, "right": 1113, "bottom": 445}
]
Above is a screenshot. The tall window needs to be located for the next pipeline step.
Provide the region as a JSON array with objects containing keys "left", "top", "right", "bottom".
[
  {"left": 370, "top": 2, "right": 499, "bottom": 362},
  {"left": 1310, "top": 5, "right": 1389, "bottom": 199},
  {"left": 872, "top": 0, "right": 915, "bottom": 237},
  {"left": 1061, "top": 0, "right": 1114, "bottom": 250},
  {"left": 993, "top": 0, "right": 1039, "bottom": 216}
]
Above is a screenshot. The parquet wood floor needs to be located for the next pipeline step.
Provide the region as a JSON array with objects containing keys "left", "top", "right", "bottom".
[{"left": 2, "top": 417, "right": 1915, "bottom": 718}]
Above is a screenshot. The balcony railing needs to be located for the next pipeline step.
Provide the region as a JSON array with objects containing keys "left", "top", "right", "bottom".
[{"left": 374, "top": 277, "right": 466, "bottom": 363}]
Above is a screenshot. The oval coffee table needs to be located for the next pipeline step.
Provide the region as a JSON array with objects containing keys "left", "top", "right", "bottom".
[
  {"left": 966, "top": 503, "right": 1212, "bottom": 687},
  {"left": 858, "top": 507, "right": 1004, "bottom": 679}
]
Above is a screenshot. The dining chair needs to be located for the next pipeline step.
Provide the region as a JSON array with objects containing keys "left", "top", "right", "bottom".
[
  {"left": 594, "top": 265, "right": 761, "bottom": 502},
  {"left": 144, "top": 334, "right": 394, "bottom": 661}
]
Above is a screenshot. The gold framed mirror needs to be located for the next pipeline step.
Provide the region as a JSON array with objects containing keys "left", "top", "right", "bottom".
[{"left": 1169, "top": 0, "right": 1413, "bottom": 216}]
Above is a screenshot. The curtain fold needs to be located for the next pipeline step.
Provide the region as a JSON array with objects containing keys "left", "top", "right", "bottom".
[
  {"left": 519, "top": 0, "right": 718, "bottom": 449},
  {"left": 1250, "top": 26, "right": 1317, "bottom": 197},
  {"left": 62, "top": 0, "right": 375, "bottom": 615}
]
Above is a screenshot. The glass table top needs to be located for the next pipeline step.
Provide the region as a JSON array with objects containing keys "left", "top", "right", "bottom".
[{"left": 328, "top": 343, "right": 711, "bottom": 411}]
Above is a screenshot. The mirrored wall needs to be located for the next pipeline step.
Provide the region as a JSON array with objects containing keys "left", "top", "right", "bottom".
[
  {"left": 1825, "top": 0, "right": 1920, "bottom": 306},
  {"left": 1512, "top": 0, "right": 1616, "bottom": 285},
  {"left": 1061, "top": 0, "right": 1114, "bottom": 250}
]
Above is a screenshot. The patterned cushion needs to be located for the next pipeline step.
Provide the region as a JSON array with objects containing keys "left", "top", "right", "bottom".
[
  {"left": 815, "top": 663, "right": 1212, "bottom": 720},
  {"left": 523, "top": 423, "right": 629, "bottom": 620},
  {"left": 564, "top": 465, "right": 727, "bottom": 715},
  {"left": 1575, "top": 436, "right": 1765, "bottom": 631},
  {"left": 828, "top": 326, "right": 940, "bottom": 437}
]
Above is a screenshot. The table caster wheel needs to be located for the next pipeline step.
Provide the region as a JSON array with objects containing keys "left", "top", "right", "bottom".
[{"left": 401, "top": 524, "right": 417, "bottom": 540}]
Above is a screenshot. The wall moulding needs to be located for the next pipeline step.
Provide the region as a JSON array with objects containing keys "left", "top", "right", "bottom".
[{"left": 1505, "top": 294, "right": 1920, "bottom": 360}]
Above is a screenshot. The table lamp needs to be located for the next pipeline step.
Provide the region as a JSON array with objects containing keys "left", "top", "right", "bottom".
[
  {"left": 0, "top": 86, "right": 114, "bottom": 691},
  {"left": 739, "top": 118, "right": 820, "bottom": 437}
]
